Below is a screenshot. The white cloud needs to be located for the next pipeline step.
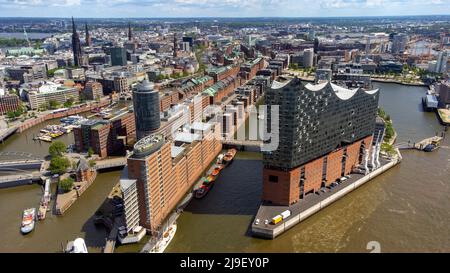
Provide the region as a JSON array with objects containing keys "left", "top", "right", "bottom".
[{"left": 0, "top": 0, "right": 449, "bottom": 17}]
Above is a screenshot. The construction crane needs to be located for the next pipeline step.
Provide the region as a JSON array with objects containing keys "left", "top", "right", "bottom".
[{"left": 23, "top": 27, "right": 31, "bottom": 48}]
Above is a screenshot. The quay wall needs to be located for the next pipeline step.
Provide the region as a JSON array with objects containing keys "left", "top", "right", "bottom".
[
  {"left": 252, "top": 155, "right": 402, "bottom": 239},
  {"left": 371, "top": 78, "right": 427, "bottom": 87},
  {"left": 17, "top": 99, "right": 111, "bottom": 133},
  {"left": 55, "top": 171, "right": 98, "bottom": 215}
]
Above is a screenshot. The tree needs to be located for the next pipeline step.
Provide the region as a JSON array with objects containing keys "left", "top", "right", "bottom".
[
  {"left": 63, "top": 97, "right": 74, "bottom": 108},
  {"left": 6, "top": 111, "right": 16, "bottom": 119},
  {"left": 87, "top": 147, "right": 94, "bottom": 158},
  {"left": 49, "top": 141, "right": 67, "bottom": 158},
  {"left": 49, "top": 156, "right": 70, "bottom": 175},
  {"left": 88, "top": 159, "right": 96, "bottom": 168},
  {"left": 49, "top": 100, "right": 59, "bottom": 109},
  {"left": 59, "top": 177, "right": 74, "bottom": 193}
]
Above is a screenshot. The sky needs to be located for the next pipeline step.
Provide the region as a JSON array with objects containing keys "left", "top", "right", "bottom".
[{"left": 0, "top": 0, "right": 449, "bottom": 18}]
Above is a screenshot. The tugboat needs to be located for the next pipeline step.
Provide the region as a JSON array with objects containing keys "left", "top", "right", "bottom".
[
  {"left": 20, "top": 208, "right": 36, "bottom": 234},
  {"left": 222, "top": 148, "right": 237, "bottom": 166},
  {"left": 194, "top": 175, "right": 216, "bottom": 199}
]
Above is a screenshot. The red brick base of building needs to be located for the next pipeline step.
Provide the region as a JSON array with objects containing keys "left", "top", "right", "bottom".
[{"left": 262, "top": 136, "right": 373, "bottom": 206}]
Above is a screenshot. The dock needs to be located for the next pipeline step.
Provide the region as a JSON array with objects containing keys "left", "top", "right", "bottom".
[
  {"left": 38, "top": 179, "right": 51, "bottom": 220},
  {"left": 395, "top": 135, "right": 444, "bottom": 150}
]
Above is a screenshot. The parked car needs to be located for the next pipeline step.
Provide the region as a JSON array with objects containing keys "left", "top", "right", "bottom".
[{"left": 254, "top": 219, "right": 260, "bottom": 225}]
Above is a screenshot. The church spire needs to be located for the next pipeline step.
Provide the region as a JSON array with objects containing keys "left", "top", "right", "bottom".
[
  {"left": 128, "top": 22, "right": 132, "bottom": 41},
  {"left": 72, "top": 17, "right": 76, "bottom": 34},
  {"left": 85, "top": 22, "right": 91, "bottom": 47},
  {"left": 71, "top": 17, "right": 83, "bottom": 67}
]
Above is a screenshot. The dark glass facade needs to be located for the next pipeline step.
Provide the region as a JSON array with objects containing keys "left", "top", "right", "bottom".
[
  {"left": 110, "top": 47, "right": 127, "bottom": 66},
  {"left": 133, "top": 80, "right": 161, "bottom": 140},
  {"left": 264, "top": 77, "right": 379, "bottom": 170}
]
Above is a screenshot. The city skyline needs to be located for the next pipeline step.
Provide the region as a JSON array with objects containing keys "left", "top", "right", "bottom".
[{"left": 0, "top": 0, "right": 449, "bottom": 18}]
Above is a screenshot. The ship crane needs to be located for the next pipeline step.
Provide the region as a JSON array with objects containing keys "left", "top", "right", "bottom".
[{"left": 23, "top": 27, "right": 31, "bottom": 47}]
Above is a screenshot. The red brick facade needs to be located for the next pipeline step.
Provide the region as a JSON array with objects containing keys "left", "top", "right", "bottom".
[{"left": 262, "top": 135, "right": 373, "bottom": 206}]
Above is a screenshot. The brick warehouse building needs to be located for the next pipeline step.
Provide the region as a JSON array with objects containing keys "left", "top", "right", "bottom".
[
  {"left": 263, "top": 76, "right": 379, "bottom": 206},
  {"left": 73, "top": 110, "right": 136, "bottom": 158},
  {"left": 0, "top": 94, "right": 21, "bottom": 115}
]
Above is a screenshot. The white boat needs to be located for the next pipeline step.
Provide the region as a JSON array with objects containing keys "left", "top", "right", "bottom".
[
  {"left": 65, "top": 238, "right": 88, "bottom": 253},
  {"left": 216, "top": 154, "right": 224, "bottom": 164},
  {"left": 21, "top": 208, "right": 36, "bottom": 234},
  {"left": 148, "top": 223, "right": 177, "bottom": 253}
]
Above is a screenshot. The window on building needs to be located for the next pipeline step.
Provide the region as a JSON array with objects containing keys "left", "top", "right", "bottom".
[{"left": 268, "top": 175, "right": 278, "bottom": 183}]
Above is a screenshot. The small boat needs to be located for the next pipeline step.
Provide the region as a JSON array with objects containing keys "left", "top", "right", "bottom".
[
  {"left": 216, "top": 154, "right": 224, "bottom": 164},
  {"left": 222, "top": 148, "right": 237, "bottom": 165},
  {"left": 194, "top": 177, "right": 215, "bottom": 199},
  {"left": 65, "top": 238, "right": 88, "bottom": 253},
  {"left": 21, "top": 208, "right": 36, "bottom": 234},
  {"left": 38, "top": 135, "right": 52, "bottom": 142},
  {"left": 423, "top": 140, "right": 441, "bottom": 152},
  {"left": 423, "top": 143, "right": 439, "bottom": 152},
  {"left": 146, "top": 223, "right": 177, "bottom": 253},
  {"left": 211, "top": 165, "right": 223, "bottom": 177}
]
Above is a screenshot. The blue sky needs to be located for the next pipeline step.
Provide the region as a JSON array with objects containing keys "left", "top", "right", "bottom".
[{"left": 0, "top": 0, "right": 449, "bottom": 18}]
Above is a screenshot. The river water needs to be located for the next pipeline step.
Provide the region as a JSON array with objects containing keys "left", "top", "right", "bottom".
[{"left": 0, "top": 83, "right": 449, "bottom": 253}]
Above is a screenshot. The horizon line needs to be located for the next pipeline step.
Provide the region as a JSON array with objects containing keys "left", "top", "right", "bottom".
[{"left": 0, "top": 14, "right": 449, "bottom": 20}]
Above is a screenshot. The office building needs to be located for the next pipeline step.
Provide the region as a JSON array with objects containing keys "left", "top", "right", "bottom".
[
  {"left": 0, "top": 94, "right": 21, "bottom": 115},
  {"left": 120, "top": 169, "right": 140, "bottom": 233},
  {"left": 126, "top": 122, "right": 222, "bottom": 233},
  {"left": 73, "top": 110, "right": 136, "bottom": 158},
  {"left": 262, "top": 76, "right": 379, "bottom": 206},
  {"left": 133, "top": 80, "right": 161, "bottom": 140},
  {"left": 22, "top": 81, "right": 79, "bottom": 110},
  {"left": 435, "top": 51, "right": 448, "bottom": 74},
  {"left": 110, "top": 47, "right": 127, "bottom": 66},
  {"left": 391, "top": 33, "right": 408, "bottom": 54},
  {"left": 84, "top": 81, "right": 103, "bottom": 100}
]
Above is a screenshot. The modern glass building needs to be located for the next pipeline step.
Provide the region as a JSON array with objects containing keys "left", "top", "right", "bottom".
[
  {"left": 133, "top": 80, "right": 161, "bottom": 140},
  {"left": 110, "top": 47, "right": 127, "bottom": 66},
  {"left": 262, "top": 76, "right": 379, "bottom": 206}
]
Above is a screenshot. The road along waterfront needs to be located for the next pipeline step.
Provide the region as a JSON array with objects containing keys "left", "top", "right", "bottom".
[{"left": 0, "top": 83, "right": 449, "bottom": 252}]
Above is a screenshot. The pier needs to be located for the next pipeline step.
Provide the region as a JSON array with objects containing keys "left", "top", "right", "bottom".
[
  {"left": 0, "top": 127, "right": 18, "bottom": 142},
  {"left": 222, "top": 140, "right": 263, "bottom": 152},
  {"left": 94, "top": 157, "right": 127, "bottom": 171},
  {"left": 394, "top": 135, "right": 444, "bottom": 150}
]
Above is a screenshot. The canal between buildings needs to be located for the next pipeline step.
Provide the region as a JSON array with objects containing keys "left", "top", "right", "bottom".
[{"left": 0, "top": 82, "right": 449, "bottom": 252}]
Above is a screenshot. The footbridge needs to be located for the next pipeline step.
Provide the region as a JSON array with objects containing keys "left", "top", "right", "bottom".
[{"left": 222, "top": 140, "right": 264, "bottom": 152}]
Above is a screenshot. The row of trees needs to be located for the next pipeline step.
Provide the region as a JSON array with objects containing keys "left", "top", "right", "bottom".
[
  {"left": 378, "top": 107, "right": 396, "bottom": 156},
  {"left": 6, "top": 106, "right": 24, "bottom": 120},
  {"left": 48, "top": 141, "right": 73, "bottom": 192},
  {"left": 0, "top": 37, "right": 29, "bottom": 47}
]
